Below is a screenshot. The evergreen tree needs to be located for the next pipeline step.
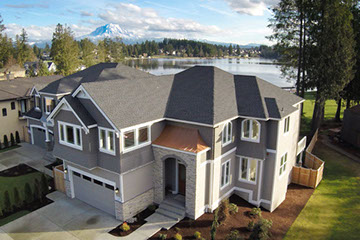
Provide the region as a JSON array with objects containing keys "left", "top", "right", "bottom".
[
  {"left": 15, "top": 131, "right": 20, "bottom": 143},
  {"left": 50, "top": 24, "right": 79, "bottom": 75},
  {"left": 24, "top": 182, "right": 33, "bottom": 205},
  {"left": 37, "top": 60, "right": 50, "bottom": 76},
  {"left": 15, "top": 29, "right": 36, "bottom": 65},
  {"left": 40, "top": 174, "right": 49, "bottom": 198},
  {"left": 229, "top": 44, "right": 233, "bottom": 56},
  {"left": 32, "top": 45, "right": 41, "bottom": 59},
  {"left": 33, "top": 179, "right": 41, "bottom": 202},
  {"left": 4, "top": 191, "right": 11, "bottom": 213},
  {"left": 13, "top": 187, "right": 21, "bottom": 210},
  {"left": 10, "top": 133, "right": 15, "bottom": 146},
  {"left": 0, "top": 14, "right": 4, "bottom": 33},
  {"left": 80, "top": 38, "right": 96, "bottom": 67},
  {"left": 3, "top": 135, "right": 9, "bottom": 148}
]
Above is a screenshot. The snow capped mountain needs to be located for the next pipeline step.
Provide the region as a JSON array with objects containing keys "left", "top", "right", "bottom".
[{"left": 81, "top": 23, "right": 138, "bottom": 41}]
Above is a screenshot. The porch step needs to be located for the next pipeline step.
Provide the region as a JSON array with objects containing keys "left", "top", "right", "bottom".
[{"left": 155, "top": 197, "right": 186, "bottom": 222}]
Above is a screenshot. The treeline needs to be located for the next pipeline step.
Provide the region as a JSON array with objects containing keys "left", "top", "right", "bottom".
[{"left": 269, "top": 0, "right": 360, "bottom": 135}]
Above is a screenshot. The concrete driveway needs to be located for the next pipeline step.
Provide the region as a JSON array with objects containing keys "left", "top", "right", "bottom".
[
  {"left": 0, "top": 191, "right": 121, "bottom": 240},
  {"left": 0, "top": 143, "right": 52, "bottom": 175}
]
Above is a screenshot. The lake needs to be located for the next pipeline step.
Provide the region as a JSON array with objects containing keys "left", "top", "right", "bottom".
[{"left": 123, "top": 58, "right": 294, "bottom": 87}]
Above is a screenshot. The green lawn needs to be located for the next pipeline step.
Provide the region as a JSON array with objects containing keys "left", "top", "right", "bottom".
[
  {"left": 301, "top": 92, "right": 346, "bottom": 135},
  {"left": 0, "top": 171, "right": 43, "bottom": 210},
  {"left": 0, "top": 210, "right": 30, "bottom": 226},
  {"left": 284, "top": 142, "right": 360, "bottom": 240}
]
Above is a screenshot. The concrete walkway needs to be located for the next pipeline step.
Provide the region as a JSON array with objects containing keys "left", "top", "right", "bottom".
[{"left": 0, "top": 143, "right": 53, "bottom": 176}]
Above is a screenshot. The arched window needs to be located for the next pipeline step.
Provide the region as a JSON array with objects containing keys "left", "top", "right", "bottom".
[
  {"left": 241, "top": 119, "right": 260, "bottom": 142},
  {"left": 222, "top": 121, "right": 233, "bottom": 146}
]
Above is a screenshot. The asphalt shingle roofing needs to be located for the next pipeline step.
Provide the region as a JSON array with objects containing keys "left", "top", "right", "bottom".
[{"left": 78, "top": 64, "right": 303, "bottom": 129}]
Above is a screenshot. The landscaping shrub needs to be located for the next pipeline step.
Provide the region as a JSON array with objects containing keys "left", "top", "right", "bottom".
[
  {"left": 15, "top": 131, "right": 20, "bottom": 143},
  {"left": 249, "top": 218, "right": 273, "bottom": 240},
  {"left": 3, "top": 135, "right": 9, "bottom": 148},
  {"left": 24, "top": 182, "right": 33, "bottom": 205},
  {"left": 249, "top": 207, "right": 262, "bottom": 218},
  {"left": 194, "top": 231, "right": 201, "bottom": 239},
  {"left": 33, "top": 179, "right": 41, "bottom": 202},
  {"left": 148, "top": 204, "right": 157, "bottom": 212},
  {"left": 174, "top": 233, "right": 182, "bottom": 240},
  {"left": 40, "top": 174, "right": 49, "bottom": 197},
  {"left": 210, "top": 208, "right": 219, "bottom": 240},
  {"left": 13, "top": 187, "right": 21, "bottom": 210},
  {"left": 158, "top": 233, "right": 167, "bottom": 240},
  {"left": 225, "top": 230, "right": 244, "bottom": 240},
  {"left": 10, "top": 133, "right": 15, "bottom": 146},
  {"left": 218, "top": 198, "right": 230, "bottom": 224},
  {"left": 229, "top": 203, "right": 239, "bottom": 215},
  {"left": 247, "top": 220, "right": 255, "bottom": 232},
  {"left": 3, "top": 190, "right": 12, "bottom": 214},
  {"left": 120, "top": 222, "right": 130, "bottom": 232}
]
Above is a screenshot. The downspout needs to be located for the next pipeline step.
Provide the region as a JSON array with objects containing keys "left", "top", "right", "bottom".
[{"left": 208, "top": 126, "right": 217, "bottom": 211}]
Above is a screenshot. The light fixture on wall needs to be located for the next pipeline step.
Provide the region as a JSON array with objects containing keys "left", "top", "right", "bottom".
[
  {"left": 115, "top": 188, "right": 119, "bottom": 194},
  {"left": 64, "top": 168, "right": 68, "bottom": 173}
]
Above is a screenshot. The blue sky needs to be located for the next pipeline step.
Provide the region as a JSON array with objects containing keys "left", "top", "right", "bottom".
[{"left": 0, "top": 0, "right": 279, "bottom": 45}]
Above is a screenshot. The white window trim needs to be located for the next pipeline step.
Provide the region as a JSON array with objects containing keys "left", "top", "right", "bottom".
[
  {"left": 241, "top": 119, "right": 261, "bottom": 143},
  {"left": 98, "top": 126, "right": 116, "bottom": 156},
  {"left": 58, "top": 121, "right": 83, "bottom": 151},
  {"left": 122, "top": 125, "right": 151, "bottom": 153},
  {"left": 220, "top": 159, "right": 231, "bottom": 190},
  {"left": 222, "top": 121, "right": 233, "bottom": 147},
  {"left": 279, "top": 152, "right": 288, "bottom": 177},
  {"left": 284, "top": 116, "right": 290, "bottom": 135},
  {"left": 238, "top": 157, "right": 257, "bottom": 185},
  {"left": 45, "top": 97, "right": 54, "bottom": 115}
]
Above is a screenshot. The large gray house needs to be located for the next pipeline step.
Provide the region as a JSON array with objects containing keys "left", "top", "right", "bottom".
[{"left": 25, "top": 63, "right": 305, "bottom": 221}]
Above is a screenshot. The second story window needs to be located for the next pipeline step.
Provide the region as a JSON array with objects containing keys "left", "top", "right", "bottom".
[
  {"left": 222, "top": 122, "right": 233, "bottom": 146},
  {"left": 123, "top": 125, "right": 150, "bottom": 152},
  {"left": 2, "top": 108, "right": 7, "bottom": 117},
  {"left": 45, "top": 97, "right": 55, "bottom": 114},
  {"left": 284, "top": 116, "right": 290, "bottom": 133},
  {"left": 241, "top": 119, "right": 260, "bottom": 142},
  {"left": 279, "top": 152, "right": 288, "bottom": 176},
  {"left": 20, "top": 100, "right": 27, "bottom": 113},
  {"left": 239, "top": 157, "right": 257, "bottom": 183},
  {"left": 221, "top": 159, "right": 231, "bottom": 188},
  {"left": 99, "top": 127, "right": 115, "bottom": 155},
  {"left": 11, "top": 102, "right": 16, "bottom": 110},
  {"left": 58, "top": 121, "right": 82, "bottom": 150}
]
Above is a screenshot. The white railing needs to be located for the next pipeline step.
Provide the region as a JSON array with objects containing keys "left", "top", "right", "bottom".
[{"left": 297, "top": 136, "right": 307, "bottom": 155}]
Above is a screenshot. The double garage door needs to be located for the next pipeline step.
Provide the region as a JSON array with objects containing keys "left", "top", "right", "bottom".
[{"left": 72, "top": 170, "right": 116, "bottom": 216}]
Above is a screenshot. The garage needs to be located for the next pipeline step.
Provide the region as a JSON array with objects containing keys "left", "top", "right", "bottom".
[
  {"left": 72, "top": 170, "right": 116, "bottom": 216},
  {"left": 31, "top": 127, "right": 46, "bottom": 148}
]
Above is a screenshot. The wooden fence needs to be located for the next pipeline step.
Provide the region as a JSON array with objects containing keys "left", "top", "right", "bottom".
[
  {"left": 53, "top": 165, "right": 66, "bottom": 194},
  {"left": 292, "top": 129, "right": 324, "bottom": 188}
]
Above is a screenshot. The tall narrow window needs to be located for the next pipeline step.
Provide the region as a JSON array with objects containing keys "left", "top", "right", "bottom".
[
  {"left": 222, "top": 122, "right": 232, "bottom": 146},
  {"left": 11, "top": 102, "right": 16, "bottom": 110},
  {"left": 241, "top": 119, "right": 260, "bottom": 142},
  {"left": 280, "top": 153, "right": 288, "bottom": 176},
  {"left": 239, "top": 157, "right": 257, "bottom": 183},
  {"left": 20, "top": 100, "right": 27, "bottom": 113},
  {"left": 284, "top": 116, "right": 290, "bottom": 133},
  {"left": 221, "top": 160, "right": 231, "bottom": 188},
  {"left": 58, "top": 122, "right": 82, "bottom": 150},
  {"left": 45, "top": 97, "right": 55, "bottom": 114},
  {"left": 99, "top": 127, "right": 115, "bottom": 155}
]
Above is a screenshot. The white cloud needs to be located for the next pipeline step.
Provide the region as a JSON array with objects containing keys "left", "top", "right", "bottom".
[
  {"left": 225, "top": 0, "right": 279, "bottom": 16},
  {"left": 80, "top": 11, "right": 93, "bottom": 17}
]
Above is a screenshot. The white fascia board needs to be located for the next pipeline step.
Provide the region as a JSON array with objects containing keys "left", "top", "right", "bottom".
[{"left": 38, "top": 91, "right": 71, "bottom": 97}]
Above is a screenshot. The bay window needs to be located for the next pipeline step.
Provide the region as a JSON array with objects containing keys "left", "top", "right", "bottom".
[
  {"left": 99, "top": 127, "right": 115, "bottom": 155},
  {"left": 58, "top": 121, "right": 82, "bottom": 150},
  {"left": 221, "top": 159, "right": 231, "bottom": 188},
  {"left": 239, "top": 157, "right": 257, "bottom": 183},
  {"left": 123, "top": 125, "right": 150, "bottom": 152},
  {"left": 222, "top": 121, "right": 232, "bottom": 146},
  {"left": 241, "top": 119, "right": 260, "bottom": 142}
]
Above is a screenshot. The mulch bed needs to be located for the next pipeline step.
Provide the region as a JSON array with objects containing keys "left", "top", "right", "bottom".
[
  {"left": 150, "top": 184, "right": 314, "bottom": 240},
  {"left": 0, "top": 164, "right": 37, "bottom": 177},
  {"left": 109, "top": 205, "right": 158, "bottom": 237}
]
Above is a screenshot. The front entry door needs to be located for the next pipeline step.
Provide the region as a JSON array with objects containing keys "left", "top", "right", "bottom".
[{"left": 178, "top": 163, "right": 186, "bottom": 195}]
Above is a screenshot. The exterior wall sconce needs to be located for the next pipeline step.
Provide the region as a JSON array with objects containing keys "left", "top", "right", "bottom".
[
  {"left": 115, "top": 188, "right": 119, "bottom": 194},
  {"left": 64, "top": 168, "right": 68, "bottom": 174}
]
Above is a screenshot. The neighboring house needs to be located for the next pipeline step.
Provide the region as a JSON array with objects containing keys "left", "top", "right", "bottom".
[
  {"left": 0, "top": 75, "right": 62, "bottom": 145},
  {"left": 24, "top": 61, "right": 57, "bottom": 75},
  {"left": 47, "top": 61, "right": 57, "bottom": 72},
  {"left": 341, "top": 105, "right": 360, "bottom": 148},
  {"left": 0, "top": 64, "right": 26, "bottom": 80},
  {"left": 28, "top": 63, "right": 305, "bottom": 222}
]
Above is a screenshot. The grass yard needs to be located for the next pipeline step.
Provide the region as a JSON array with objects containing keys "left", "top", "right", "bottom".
[
  {"left": 301, "top": 92, "right": 346, "bottom": 135},
  {"left": 284, "top": 142, "right": 360, "bottom": 240}
]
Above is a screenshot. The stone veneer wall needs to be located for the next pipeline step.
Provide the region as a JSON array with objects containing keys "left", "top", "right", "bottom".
[
  {"left": 64, "top": 179, "right": 72, "bottom": 198},
  {"left": 153, "top": 147, "right": 203, "bottom": 219},
  {"left": 115, "top": 188, "right": 154, "bottom": 221}
]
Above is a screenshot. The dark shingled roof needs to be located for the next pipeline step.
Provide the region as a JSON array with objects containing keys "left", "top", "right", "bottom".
[
  {"left": 24, "top": 107, "right": 42, "bottom": 119},
  {"left": 0, "top": 75, "right": 62, "bottom": 101},
  {"left": 78, "top": 65, "right": 303, "bottom": 129},
  {"left": 40, "top": 63, "right": 152, "bottom": 94},
  {"left": 63, "top": 95, "right": 96, "bottom": 126}
]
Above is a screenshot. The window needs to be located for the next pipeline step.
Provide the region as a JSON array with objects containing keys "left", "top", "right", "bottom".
[
  {"left": 83, "top": 175, "right": 91, "bottom": 181},
  {"left": 222, "top": 122, "right": 233, "bottom": 146},
  {"left": 34, "top": 96, "right": 40, "bottom": 109},
  {"left": 2, "top": 108, "right": 7, "bottom": 116},
  {"left": 58, "top": 121, "right": 82, "bottom": 150},
  {"left": 99, "top": 127, "right": 116, "bottom": 155},
  {"left": 284, "top": 116, "right": 290, "bottom": 133},
  {"left": 221, "top": 160, "right": 231, "bottom": 188},
  {"left": 239, "top": 157, "right": 257, "bottom": 183},
  {"left": 123, "top": 125, "right": 150, "bottom": 152},
  {"left": 105, "top": 184, "right": 114, "bottom": 190},
  {"left": 93, "top": 179, "right": 103, "bottom": 186},
  {"left": 45, "top": 97, "right": 55, "bottom": 114},
  {"left": 73, "top": 172, "right": 81, "bottom": 177},
  {"left": 241, "top": 119, "right": 260, "bottom": 142},
  {"left": 11, "top": 102, "right": 15, "bottom": 110},
  {"left": 20, "top": 99, "right": 27, "bottom": 113},
  {"left": 279, "top": 153, "right": 288, "bottom": 176}
]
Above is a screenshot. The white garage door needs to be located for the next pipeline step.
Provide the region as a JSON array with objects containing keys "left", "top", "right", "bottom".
[{"left": 72, "top": 170, "right": 116, "bottom": 216}]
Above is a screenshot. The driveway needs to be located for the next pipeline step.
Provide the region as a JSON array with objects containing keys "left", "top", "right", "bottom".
[
  {"left": 0, "top": 143, "right": 51, "bottom": 175},
  {"left": 0, "top": 191, "right": 121, "bottom": 240}
]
